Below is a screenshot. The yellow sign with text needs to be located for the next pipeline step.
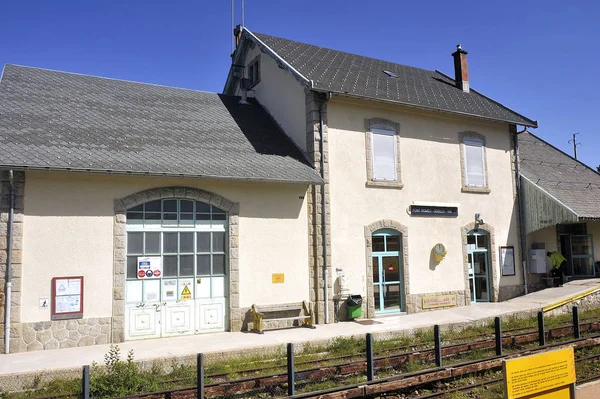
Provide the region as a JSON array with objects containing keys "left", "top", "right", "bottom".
[
  {"left": 504, "top": 347, "right": 575, "bottom": 399},
  {"left": 272, "top": 273, "right": 285, "bottom": 284}
]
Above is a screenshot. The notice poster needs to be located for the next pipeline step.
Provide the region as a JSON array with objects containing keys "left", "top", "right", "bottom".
[
  {"left": 52, "top": 276, "right": 84, "bottom": 320},
  {"left": 143, "top": 279, "right": 160, "bottom": 302},
  {"left": 501, "top": 246, "right": 516, "bottom": 276},
  {"left": 137, "top": 257, "right": 162, "bottom": 279},
  {"left": 163, "top": 279, "right": 177, "bottom": 301},
  {"left": 503, "top": 347, "right": 575, "bottom": 398}
]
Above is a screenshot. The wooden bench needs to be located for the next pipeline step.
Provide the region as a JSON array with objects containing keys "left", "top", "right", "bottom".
[{"left": 251, "top": 301, "right": 315, "bottom": 334}]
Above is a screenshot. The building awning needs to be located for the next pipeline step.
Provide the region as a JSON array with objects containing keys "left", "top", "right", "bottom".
[
  {"left": 521, "top": 176, "right": 579, "bottom": 234},
  {"left": 519, "top": 132, "right": 600, "bottom": 234}
]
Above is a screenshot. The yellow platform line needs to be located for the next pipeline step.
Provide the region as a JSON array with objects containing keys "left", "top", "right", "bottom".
[{"left": 542, "top": 285, "right": 600, "bottom": 312}]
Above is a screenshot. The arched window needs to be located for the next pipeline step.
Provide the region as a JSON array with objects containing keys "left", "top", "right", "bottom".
[
  {"left": 467, "top": 229, "right": 490, "bottom": 302},
  {"left": 371, "top": 229, "right": 404, "bottom": 313},
  {"left": 124, "top": 198, "right": 228, "bottom": 339}
]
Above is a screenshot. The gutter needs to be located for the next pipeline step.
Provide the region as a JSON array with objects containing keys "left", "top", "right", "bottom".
[
  {"left": 0, "top": 165, "right": 323, "bottom": 186},
  {"left": 319, "top": 93, "right": 332, "bottom": 324},
  {"left": 4, "top": 170, "right": 14, "bottom": 354},
  {"left": 513, "top": 131, "right": 528, "bottom": 295}
]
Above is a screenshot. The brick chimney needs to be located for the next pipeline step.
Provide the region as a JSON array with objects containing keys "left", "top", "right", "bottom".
[{"left": 452, "top": 44, "right": 469, "bottom": 93}]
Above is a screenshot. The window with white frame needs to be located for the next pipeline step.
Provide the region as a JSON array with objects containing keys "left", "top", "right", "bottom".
[
  {"left": 371, "top": 127, "right": 398, "bottom": 181},
  {"left": 463, "top": 137, "right": 486, "bottom": 187}
]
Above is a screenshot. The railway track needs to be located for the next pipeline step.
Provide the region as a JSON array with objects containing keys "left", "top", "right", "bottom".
[{"left": 15, "top": 319, "right": 600, "bottom": 399}]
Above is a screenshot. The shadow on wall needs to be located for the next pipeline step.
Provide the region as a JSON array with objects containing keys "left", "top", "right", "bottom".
[
  {"left": 429, "top": 248, "right": 441, "bottom": 271},
  {"left": 219, "top": 95, "right": 312, "bottom": 166},
  {"left": 498, "top": 201, "right": 526, "bottom": 300}
]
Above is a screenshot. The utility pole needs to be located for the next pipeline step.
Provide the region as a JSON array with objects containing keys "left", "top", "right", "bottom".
[{"left": 568, "top": 133, "right": 580, "bottom": 160}]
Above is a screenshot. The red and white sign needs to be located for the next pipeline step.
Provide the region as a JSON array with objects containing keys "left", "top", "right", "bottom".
[{"left": 137, "top": 257, "right": 162, "bottom": 279}]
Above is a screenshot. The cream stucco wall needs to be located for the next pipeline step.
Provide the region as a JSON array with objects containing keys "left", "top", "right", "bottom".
[
  {"left": 21, "top": 172, "right": 310, "bottom": 322},
  {"left": 327, "top": 97, "right": 522, "bottom": 300},
  {"left": 526, "top": 225, "right": 557, "bottom": 277},
  {"left": 236, "top": 45, "right": 308, "bottom": 152}
]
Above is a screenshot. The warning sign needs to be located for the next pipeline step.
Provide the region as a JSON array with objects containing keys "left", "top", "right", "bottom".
[
  {"left": 137, "top": 257, "right": 162, "bottom": 279},
  {"left": 180, "top": 280, "right": 193, "bottom": 301},
  {"left": 503, "top": 347, "right": 575, "bottom": 399}
]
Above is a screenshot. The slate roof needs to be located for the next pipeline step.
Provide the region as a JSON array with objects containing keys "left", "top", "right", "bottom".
[
  {"left": 519, "top": 131, "right": 600, "bottom": 219},
  {"left": 0, "top": 64, "right": 322, "bottom": 184},
  {"left": 243, "top": 30, "right": 536, "bottom": 127}
]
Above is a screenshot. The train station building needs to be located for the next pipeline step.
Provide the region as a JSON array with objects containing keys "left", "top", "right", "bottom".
[{"left": 0, "top": 28, "right": 595, "bottom": 353}]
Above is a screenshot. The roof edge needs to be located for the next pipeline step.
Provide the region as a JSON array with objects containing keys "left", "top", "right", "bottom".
[
  {"left": 434, "top": 70, "right": 538, "bottom": 128},
  {"left": 3, "top": 64, "right": 222, "bottom": 95},
  {"left": 322, "top": 90, "right": 535, "bottom": 127},
  {"left": 521, "top": 130, "right": 600, "bottom": 177},
  {"left": 224, "top": 27, "right": 313, "bottom": 95},
  {"left": 0, "top": 165, "right": 324, "bottom": 185}
]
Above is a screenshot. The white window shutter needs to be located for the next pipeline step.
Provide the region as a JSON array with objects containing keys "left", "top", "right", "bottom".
[
  {"left": 372, "top": 130, "right": 397, "bottom": 180},
  {"left": 464, "top": 140, "right": 485, "bottom": 186}
]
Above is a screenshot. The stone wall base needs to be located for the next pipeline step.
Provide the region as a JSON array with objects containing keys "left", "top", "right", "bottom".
[
  {"left": 498, "top": 284, "right": 526, "bottom": 301},
  {"left": 406, "top": 290, "right": 468, "bottom": 313},
  {"left": 17, "top": 317, "right": 112, "bottom": 352}
]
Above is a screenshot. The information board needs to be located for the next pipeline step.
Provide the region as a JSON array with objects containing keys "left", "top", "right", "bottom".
[
  {"left": 501, "top": 246, "right": 516, "bottom": 276},
  {"left": 410, "top": 205, "right": 458, "bottom": 217},
  {"left": 422, "top": 294, "right": 457, "bottom": 309},
  {"left": 51, "top": 276, "right": 84, "bottom": 320},
  {"left": 503, "top": 347, "right": 575, "bottom": 399}
]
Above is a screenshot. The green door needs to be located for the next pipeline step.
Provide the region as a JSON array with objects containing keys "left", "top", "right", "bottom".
[{"left": 467, "top": 230, "right": 491, "bottom": 303}]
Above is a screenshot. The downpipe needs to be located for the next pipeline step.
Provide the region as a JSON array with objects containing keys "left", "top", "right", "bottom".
[
  {"left": 319, "top": 94, "right": 331, "bottom": 324},
  {"left": 514, "top": 130, "right": 528, "bottom": 295},
  {"left": 4, "top": 170, "right": 14, "bottom": 353}
]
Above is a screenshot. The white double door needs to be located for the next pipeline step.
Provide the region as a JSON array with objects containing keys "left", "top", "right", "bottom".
[{"left": 126, "top": 297, "right": 226, "bottom": 340}]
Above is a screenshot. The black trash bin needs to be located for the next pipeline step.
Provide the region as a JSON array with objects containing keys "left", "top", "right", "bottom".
[{"left": 346, "top": 295, "right": 363, "bottom": 319}]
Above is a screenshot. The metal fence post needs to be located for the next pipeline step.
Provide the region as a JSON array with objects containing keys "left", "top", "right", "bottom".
[
  {"left": 573, "top": 306, "right": 580, "bottom": 339},
  {"left": 197, "top": 353, "right": 204, "bottom": 399},
  {"left": 538, "top": 311, "right": 545, "bottom": 346},
  {"left": 82, "top": 365, "right": 90, "bottom": 399},
  {"left": 287, "top": 343, "right": 295, "bottom": 396},
  {"left": 366, "top": 333, "right": 374, "bottom": 381},
  {"left": 434, "top": 325, "right": 442, "bottom": 367},
  {"left": 494, "top": 317, "right": 502, "bottom": 356}
]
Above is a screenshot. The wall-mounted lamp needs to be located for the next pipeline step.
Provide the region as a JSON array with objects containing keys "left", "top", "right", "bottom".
[{"left": 475, "top": 213, "right": 485, "bottom": 225}]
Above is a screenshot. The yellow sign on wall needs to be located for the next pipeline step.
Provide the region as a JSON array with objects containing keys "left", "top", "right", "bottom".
[
  {"left": 422, "top": 294, "right": 457, "bottom": 309},
  {"left": 503, "top": 347, "right": 575, "bottom": 399},
  {"left": 272, "top": 273, "right": 285, "bottom": 284}
]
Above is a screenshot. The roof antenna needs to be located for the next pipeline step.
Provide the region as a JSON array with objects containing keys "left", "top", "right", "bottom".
[
  {"left": 241, "top": 0, "right": 245, "bottom": 27},
  {"left": 231, "top": 0, "right": 234, "bottom": 53},
  {"left": 568, "top": 132, "right": 581, "bottom": 160}
]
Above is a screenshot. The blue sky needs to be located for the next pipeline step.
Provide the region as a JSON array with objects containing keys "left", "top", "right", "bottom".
[{"left": 1, "top": 1, "right": 599, "bottom": 169}]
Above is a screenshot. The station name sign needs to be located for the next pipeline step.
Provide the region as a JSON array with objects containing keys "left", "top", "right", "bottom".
[{"left": 410, "top": 205, "right": 458, "bottom": 217}]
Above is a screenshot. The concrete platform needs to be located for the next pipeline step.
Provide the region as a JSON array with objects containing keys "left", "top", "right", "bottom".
[{"left": 1, "top": 279, "right": 599, "bottom": 376}]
